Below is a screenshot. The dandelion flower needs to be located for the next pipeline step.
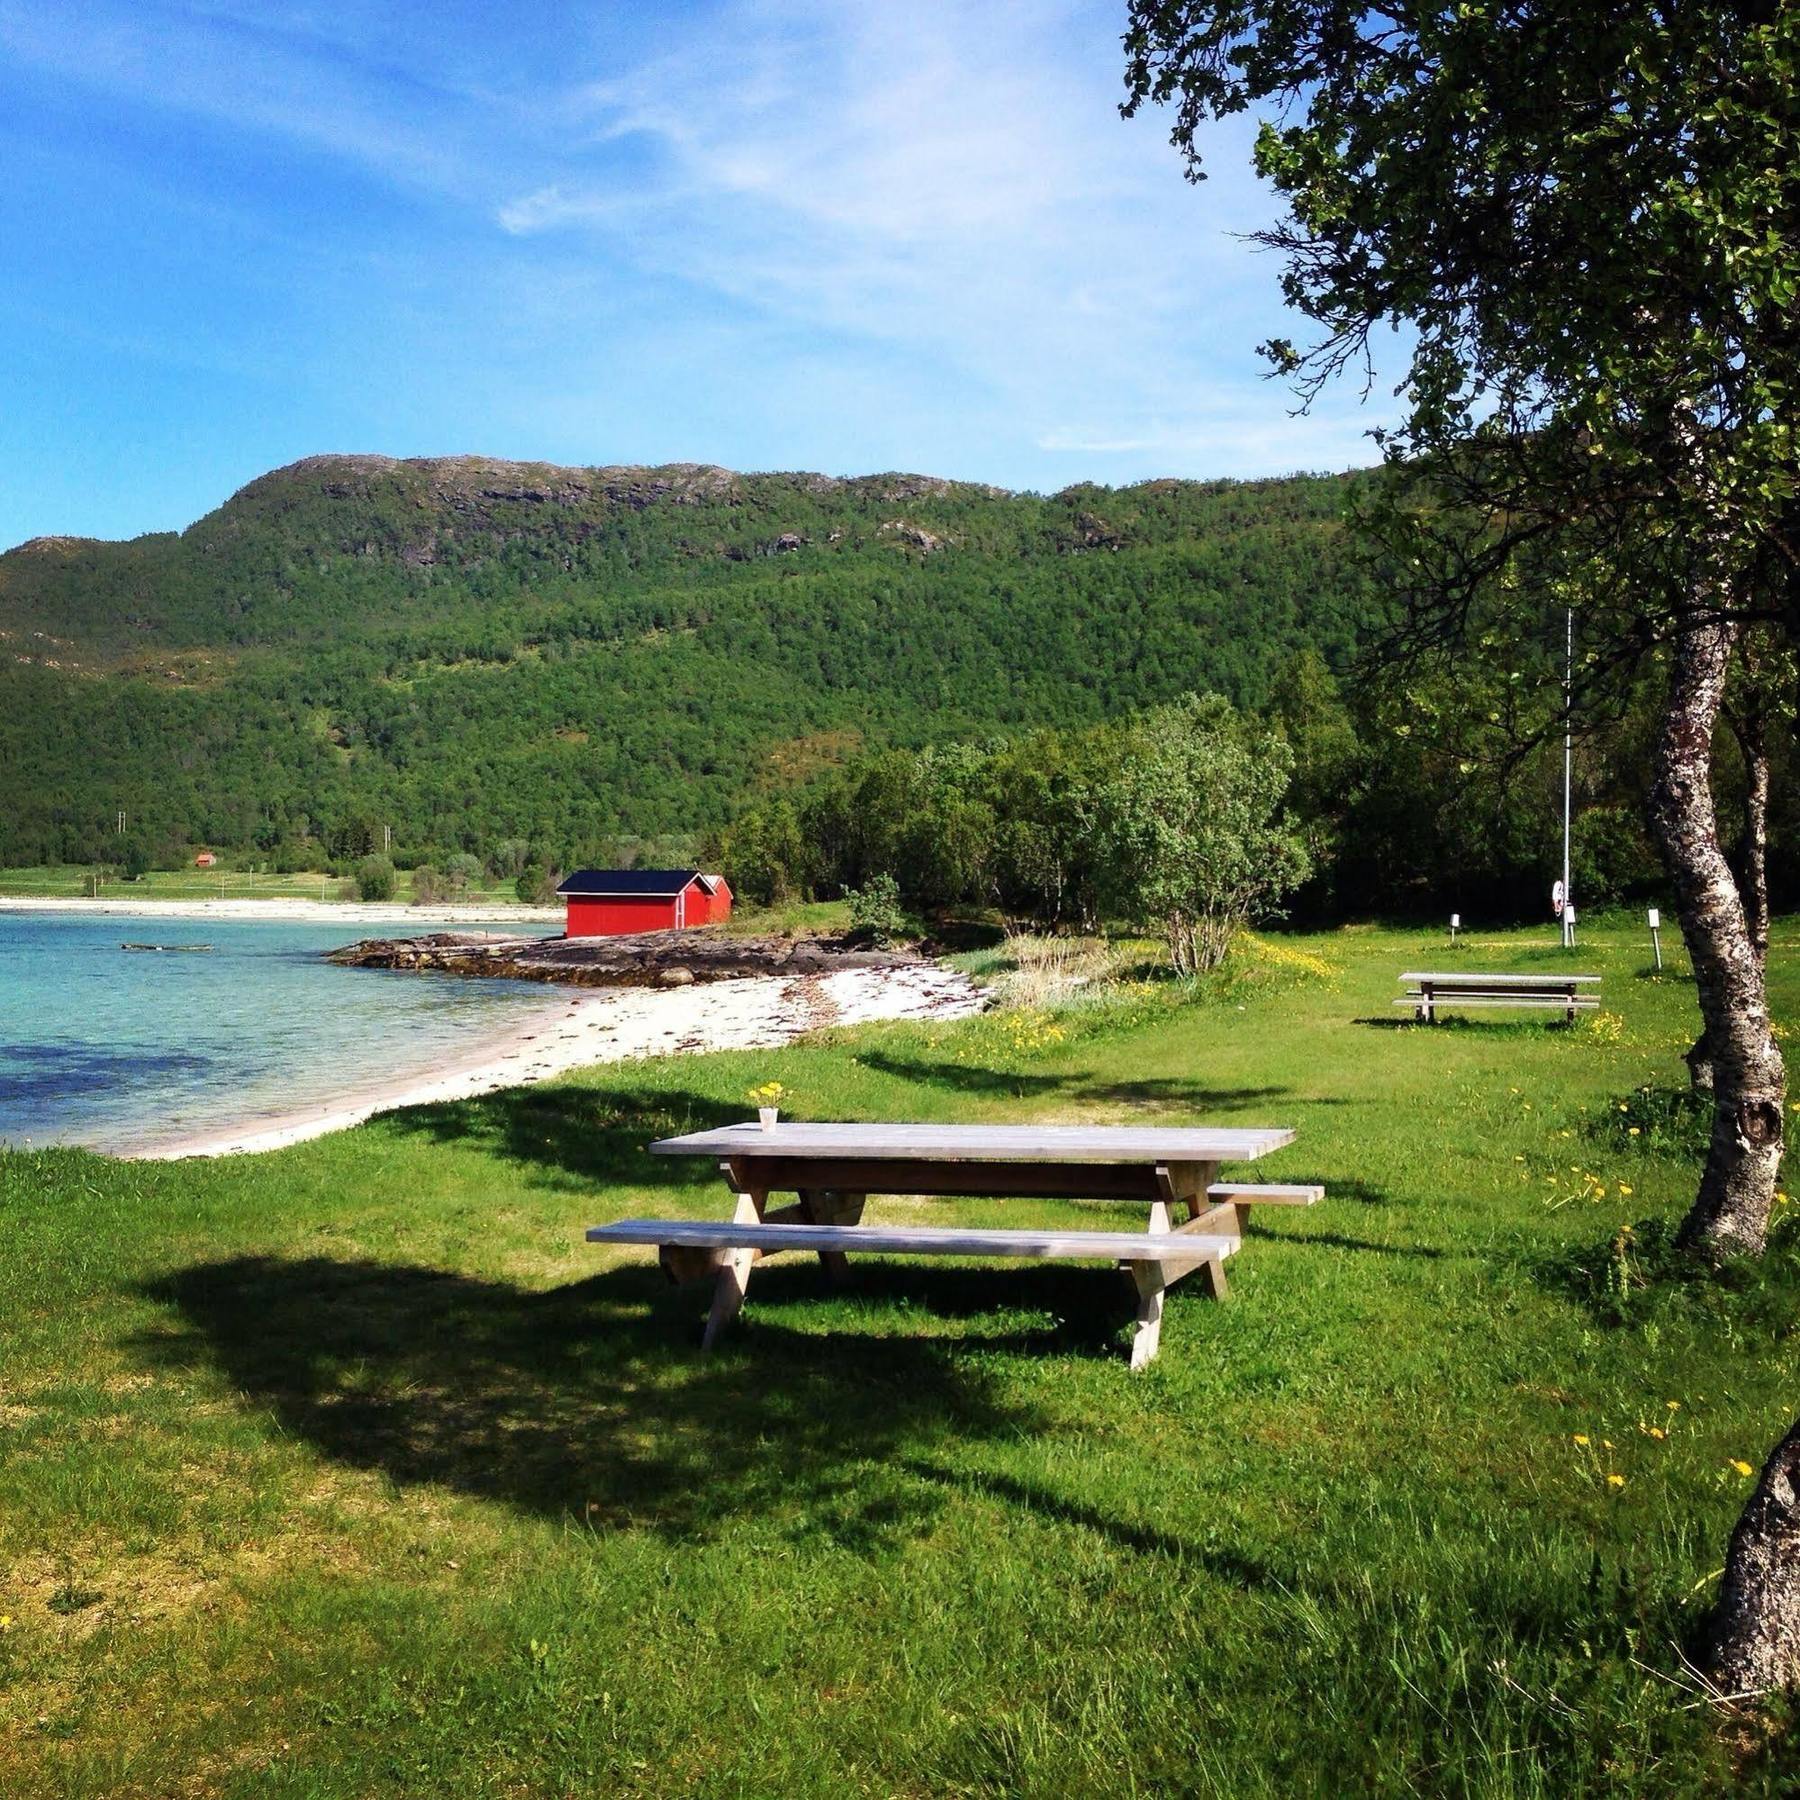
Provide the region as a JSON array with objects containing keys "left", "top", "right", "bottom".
[
  {"left": 1667, "top": 1400, "right": 1681, "bottom": 1411},
  {"left": 0, "top": 1615, "right": 11, "bottom": 1631},
  {"left": 1573, "top": 1433, "right": 1590, "bottom": 1446},
  {"left": 1606, "top": 1474, "right": 1626, "bottom": 1488},
  {"left": 1619, "top": 1184, "right": 1633, "bottom": 1196},
  {"left": 1731, "top": 1459, "right": 1755, "bottom": 1478},
  {"left": 1647, "top": 1427, "right": 1666, "bottom": 1440},
  {"left": 1628, "top": 1127, "right": 1641, "bottom": 1136}
]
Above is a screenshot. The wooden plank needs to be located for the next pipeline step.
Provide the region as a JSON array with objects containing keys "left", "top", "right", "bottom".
[
  {"left": 653, "top": 1122, "right": 1294, "bottom": 1164},
  {"left": 713, "top": 1155, "right": 1177, "bottom": 1201},
  {"left": 1399, "top": 971, "right": 1601, "bottom": 985},
  {"left": 1394, "top": 996, "right": 1598, "bottom": 1010},
  {"left": 588, "top": 1218, "right": 1242, "bottom": 1264},
  {"left": 1208, "top": 1183, "right": 1323, "bottom": 1205}
]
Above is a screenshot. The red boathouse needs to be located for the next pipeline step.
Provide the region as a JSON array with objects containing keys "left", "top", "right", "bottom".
[{"left": 556, "top": 869, "right": 733, "bottom": 938}]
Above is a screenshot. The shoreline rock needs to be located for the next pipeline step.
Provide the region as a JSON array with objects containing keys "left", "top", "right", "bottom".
[{"left": 326, "top": 928, "right": 931, "bottom": 989}]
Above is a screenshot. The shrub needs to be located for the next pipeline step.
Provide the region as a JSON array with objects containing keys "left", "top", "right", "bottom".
[
  {"left": 355, "top": 856, "right": 397, "bottom": 902},
  {"left": 411, "top": 864, "right": 442, "bottom": 905},
  {"left": 1097, "top": 693, "right": 1311, "bottom": 975},
  {"left": 845, "top": 873, "right": 908, "bottom": 947},
  {"left": 446, "top": 852, "right": 484, "bottom": 893},
  {"left": 516, "top": 863, "right": 557, "bottom": 906}
]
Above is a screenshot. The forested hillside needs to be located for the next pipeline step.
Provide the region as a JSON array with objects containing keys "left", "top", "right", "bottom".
[{"left": 0, "top": 455, "right": 1376, "bottom": 870}]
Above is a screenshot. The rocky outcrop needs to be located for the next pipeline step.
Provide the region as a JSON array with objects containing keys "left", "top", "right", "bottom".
[{"left": 327, "top": 928, "right": 929, "bottom": 989}]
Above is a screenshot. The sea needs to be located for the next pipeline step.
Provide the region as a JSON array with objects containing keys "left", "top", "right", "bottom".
[{"left": 0, "top": 911, "right": 564, "bottom": 1154}]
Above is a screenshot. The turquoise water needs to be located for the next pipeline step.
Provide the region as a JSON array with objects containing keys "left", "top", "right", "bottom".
[{"left": 0, "top": 912, "right": 562, "bottom": 1153}]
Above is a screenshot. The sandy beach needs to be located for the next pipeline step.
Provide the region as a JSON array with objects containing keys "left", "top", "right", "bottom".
[
  {"left": 129, "top": 963, "right": 984, "bottom": 1161},
  {"left": 0, "top": 894, "right": 559, "bottom": 926}
]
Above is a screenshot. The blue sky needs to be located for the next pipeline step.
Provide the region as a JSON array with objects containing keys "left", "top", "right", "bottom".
[{"left": 0, "top": 0, "right": 1397, "bottom": 546}]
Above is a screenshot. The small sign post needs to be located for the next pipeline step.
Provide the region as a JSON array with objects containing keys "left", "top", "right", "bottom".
[
  {"left": 1648, "top": 906, "right": 1662, "bottom": 971},
  {"left": 1450, "top": 912, "right": 1460, "bottom": 946},
  {"left": 1564, "top": 902, "right": 1577, "bottom": 945}
]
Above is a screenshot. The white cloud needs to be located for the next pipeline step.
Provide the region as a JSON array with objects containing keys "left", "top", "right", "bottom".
[
  {"left": 1, "top": 0, "right": 1399, "bottom": 485},
  {"left": 500, "top": 0, "right": 1397, "bottom": 475}
]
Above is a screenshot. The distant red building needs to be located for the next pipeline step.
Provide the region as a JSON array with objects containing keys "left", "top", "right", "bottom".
[
  {"left": 194, "top": 851, "right": 217, "bottom": 868},
  {"left": 556, "top": 869, "right": 732, "bottom": 937}
]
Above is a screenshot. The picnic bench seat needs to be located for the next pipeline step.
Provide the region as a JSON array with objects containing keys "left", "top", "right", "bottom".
[
  {"left": 587, "top": 1125, "right": 1321, "bottom": 1368},
  {"left": 1397, "top": 970, "right": 1599, "bottom": 1023}
]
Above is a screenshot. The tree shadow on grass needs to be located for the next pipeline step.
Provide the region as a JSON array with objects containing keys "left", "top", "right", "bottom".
[
  {"left": 1314, "top": 1178, "right": 1394, "bottom": 1207},
  {"left": 854, "top": 1049, "right": 1299, "bottom": 1112},
  {"left": 134, "top": 1253, "right": 1049, "bottom": 1548},
  {"left": 897, "top": 1459, "right": 1275, "bottom": 1582},
  {"left": 741, "top": 1255, "right": 1137, "bottom": 1357},
  {"left": 1278, "top": 1229, "right": 1450, "bottom": 1261},
  {"left": 376, "top": 1083, "right": 741, "bottom": 1194}
]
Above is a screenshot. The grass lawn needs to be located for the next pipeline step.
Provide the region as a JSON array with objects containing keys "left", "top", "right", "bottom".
[
  {"left": 2, "top": 921, "right": 1796, "bottom": 1795},
  {"left": 0, "top": 866, "right": 547, "bottom": 906}
]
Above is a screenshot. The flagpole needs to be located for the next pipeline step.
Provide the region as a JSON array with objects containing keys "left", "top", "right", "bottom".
[{"left": 1562, "top": 606, "right": 1574, "bottom": 949}]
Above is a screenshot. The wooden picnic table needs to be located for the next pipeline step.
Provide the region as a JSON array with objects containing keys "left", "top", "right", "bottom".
[{"left": 590, "top": 1121, "right": 1312, "bottom": 1367}]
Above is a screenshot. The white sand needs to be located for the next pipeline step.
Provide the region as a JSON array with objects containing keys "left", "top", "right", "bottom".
[
  {"left": 129, "top": 963, "right": 984, "bottom": 1161},
  {"left": 0, "top": 895, "right": 557, "bottom": 925}
]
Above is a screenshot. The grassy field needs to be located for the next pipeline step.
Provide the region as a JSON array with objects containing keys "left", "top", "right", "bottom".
[
  {"left": 0, "top": 866, "right": 537, "bottom": 905},
  {"left": 2, "top": 921, "right": 1797, "bottom": 1795}
]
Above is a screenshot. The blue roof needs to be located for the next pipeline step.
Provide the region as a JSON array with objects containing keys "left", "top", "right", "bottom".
[{"left": 556, "top": 869, "right": 714, "bottom": 898}]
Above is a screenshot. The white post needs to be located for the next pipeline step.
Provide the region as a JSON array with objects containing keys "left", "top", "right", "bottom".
[
  {"left": 1648, "top": 906, "right": 1662, "bottom": 971},
  {"left": 1450, "top": 912, "right": 1460, "bottom": 946},
  {"left": 1561, "top": 606, "right": 1574, "bottom": 950}
]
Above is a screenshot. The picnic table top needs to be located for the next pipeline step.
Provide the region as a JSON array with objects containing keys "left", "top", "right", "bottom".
[
  {"left": 1400, "top": 970, "right": 1601, "bottom": 986},
  {"left": 650, "top": 1121, "right": 1295, "bottom": 1165}
]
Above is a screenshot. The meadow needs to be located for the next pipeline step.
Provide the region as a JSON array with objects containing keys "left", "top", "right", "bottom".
[
  {"left": 2, "top": 920, "right": 1796, "bottom": 1795},
  {"left": 0, "top": 866, "right": 528, "bottom": 906}
]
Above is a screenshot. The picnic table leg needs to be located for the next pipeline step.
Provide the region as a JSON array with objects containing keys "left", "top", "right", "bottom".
[
  {"left": 797, "top": 1188, "right": 865, "bottom": 1286},
  {"left": 701, "top": 1189, "right": 766, "bottom": 1350},
  {"left": 1126, "top": 1197, "right": 1181, "bottom": 1370}
]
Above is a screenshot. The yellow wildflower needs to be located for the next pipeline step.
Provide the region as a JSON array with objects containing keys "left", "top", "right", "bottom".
[
  {"left": 1573, "top": 1433, "right": 1590, "bottom": 1446},
  {"left": 1628, "top": 1127, "right": 1641, "bottom": 1136},
  {"left": 1667, "top": 1400, "right": 1681, "bottom": 1411},
  {"left": 1606, "top": 1474, "right": 1626, "bottom": 1488},
  {"left": 1646, "top": 1427, "right": 1666, "bottom": 1440},
  {"left": 1619, "top": 1184, "right": 1633, "bottom": 1196},
  {"left": 1731, "top": 1460, "right": 1755, "bottom": 1478},
  {"left": 0, "top": 1614, "right": 11, "bottom": 1631}
]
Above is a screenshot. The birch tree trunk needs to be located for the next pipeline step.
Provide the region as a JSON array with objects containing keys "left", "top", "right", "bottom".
[
  {"left": 1727, "top": 702, "right": 1771, "bottom": 973},
  {"left": 1687, "top": 696, "right": 1768, "bottom": 1094},
  {"left": 1645, "top": 617, "right": 1787, "bottom": 1260},
  {"left": 1704, "top": 1418, "right": 1800, "bottom": 1694}
]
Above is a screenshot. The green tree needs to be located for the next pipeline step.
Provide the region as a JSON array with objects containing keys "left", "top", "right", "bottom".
[
  {"left": 1097, "top": 694, "right": 1309, "bottom": 973},
  {"left": 515, "top": 863, "right": 557, "bottom": 906},
  {"left": 1123, "top": 0, "right": 1798, "bottom": 1693},
  {"left": 354, "top": 856, "right": 396, "bottom": 903},
  {"left": 844, "top": 873, "right": 908, "bottom": 947},
  {"left": 445, "top": 852, "right": 484, "bottom": 894}
]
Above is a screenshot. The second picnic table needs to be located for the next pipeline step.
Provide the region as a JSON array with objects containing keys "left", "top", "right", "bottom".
[{"left": 589, "top": 1121, "right": 1318, "bottom": 1367}]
